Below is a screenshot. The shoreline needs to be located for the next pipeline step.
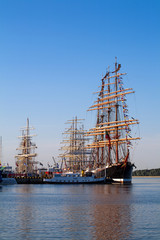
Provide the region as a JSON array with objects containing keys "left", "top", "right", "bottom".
[{"left": 133, "top": 176, "right": 160, "bottom": 178}]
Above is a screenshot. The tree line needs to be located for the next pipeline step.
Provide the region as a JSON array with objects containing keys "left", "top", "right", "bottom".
[{"left": 133, "top": 168, "right": 160, "bottom": 176}]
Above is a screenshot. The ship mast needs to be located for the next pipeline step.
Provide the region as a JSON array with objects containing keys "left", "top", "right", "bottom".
[
  {"left": 100, "top": 78, "right": 104, "bottom": 165},
  {"left": 96, "top": 98, "right": 100, "bottom": 167},
  {"left": 107, "top": 67, "right": 111, "bottom": 165},
  {"left": 115, "top": 57, "right": 119, "bottom": 163}
]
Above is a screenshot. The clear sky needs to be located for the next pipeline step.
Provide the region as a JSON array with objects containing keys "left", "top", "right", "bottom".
[{"left": 0, "top": 0, "right": 160, "bottom": 170}]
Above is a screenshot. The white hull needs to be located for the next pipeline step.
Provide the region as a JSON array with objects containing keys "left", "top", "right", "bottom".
[
  {"left": 44, "top": 175, "right": 105, "bottom": 184},
  {"left": 112, "top": 178, "right": 132, "bottom": 184}
]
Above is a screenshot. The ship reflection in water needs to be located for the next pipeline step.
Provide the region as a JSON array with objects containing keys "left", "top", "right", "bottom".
[
  {"left": 0, "top": 184, "right": 132, "bottom": 239},
  {"left": 16, "top": 185, "right": 35, "bottom": 239},
  {"left": 1, "top": 181, "right": 159, "bottom": 240},
  {"left": 91, "top": 187, "right": 132, "bottom": 240},
  {"left": 64, "top": 185, "right": 133, "bottom": 240},
  {"left": 0, "top": 184, "right": 133, "bottom": 239}
]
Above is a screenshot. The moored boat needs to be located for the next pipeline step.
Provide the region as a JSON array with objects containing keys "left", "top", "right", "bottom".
[
  {"left": 14, "top": 119, "right": 43, "bottom": 184},
  {"left": 1, "top": 177, "right": 17, "bottom": 185},
  {"left": 43, "top": 172, "right": 106, "bottom": 184},
  {"left": 85, "top": 59, "right": 140, "bottom": 184},
  {"left": 0, "top": 166, "right": 17, "bottom": 185}
]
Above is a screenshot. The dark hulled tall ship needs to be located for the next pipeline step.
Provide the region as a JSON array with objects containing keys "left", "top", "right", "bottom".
[{"left": 85, "top": 59, "right": 140, "bottom": 184}]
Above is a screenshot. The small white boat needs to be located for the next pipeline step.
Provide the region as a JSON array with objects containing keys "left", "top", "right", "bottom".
[{"left": 43, "top": 172, "right": 105, "bottom": 184}]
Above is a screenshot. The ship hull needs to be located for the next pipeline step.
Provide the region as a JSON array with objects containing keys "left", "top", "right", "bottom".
[
  {"left": 1, "top": 178, "right": 17, "bottom": 185},
  {"left": 106, "top": 162, "right": 133, "bottom": 184},
  {"left": 95, "top": 162, "right": 133, "bottom": 184},
  {"left": 15, "top": 177, "right": 43, "bottom": 184},
  {"left": 43, "top": 180, "right": 105, "bottom": 184},
  {"left": 43, "top": 174, "right": 106, "bottom": 184}
]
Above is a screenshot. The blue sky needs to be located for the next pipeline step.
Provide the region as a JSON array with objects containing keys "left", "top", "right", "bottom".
[{"left": 0, "top": 0, "right": 160, "bottom": 169}]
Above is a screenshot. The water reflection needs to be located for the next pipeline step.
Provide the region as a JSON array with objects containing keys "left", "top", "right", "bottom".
[
  {"left": 1, "top": 179, "right": 160, "bottom": 240},
  {"left": 14, "top": 185, "right": 35, "bottom": 239},
  {"left": 16, "top": 184, "right": 35, "bottom": 194},
  {"left": 91, "top": 185, "right": 133, "bottom": 240},
  {"left": 0, "top": 184, "right": 134, "bottom": 240},
  {"left": 60, "top": 184, "right": 133, "bottom": 240},
  {"left": 91, "top": 202, "right": 132, "bottom": 240},
  {"left": 89, "top": 186, "right": 130, "bottom": 240}
]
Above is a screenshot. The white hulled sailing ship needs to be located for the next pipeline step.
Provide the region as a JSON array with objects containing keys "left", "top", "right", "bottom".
[
  {"left": 44, "top": 117, "right": 106, "bottom": 183},
  {"left": 85, "top": 59, "right": 140, "bottom": 184},
  {"left": 15, "top": 118, "right": 37, "bottom": 175}
]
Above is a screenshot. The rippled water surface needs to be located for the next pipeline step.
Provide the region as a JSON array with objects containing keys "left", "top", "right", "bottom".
[{"left": 0, "top": 178, "right": 160, "bottom": 240}]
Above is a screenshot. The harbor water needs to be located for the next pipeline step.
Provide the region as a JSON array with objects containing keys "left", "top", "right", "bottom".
[{"left": 0, "top": 178, "right": 160, "bottom": 240}]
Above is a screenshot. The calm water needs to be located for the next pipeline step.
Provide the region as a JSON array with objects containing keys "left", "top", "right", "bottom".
[{"left": 0, "top": 178, "right": 160, "bottom": 240}]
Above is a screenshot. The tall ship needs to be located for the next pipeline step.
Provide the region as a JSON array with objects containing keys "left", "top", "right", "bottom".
[
  {"left": 15, "top": 118, "right": 42, "bottom": 183},
  {"left": 85, "top": 59, "right": 140, "bottom": 184},
  {"left": 44, "top": 117, "right": 106, "bottom": 183},
  {"left": 59, "top": 117, "right": 91, "bottom": 172},
  {"left": 15, "top": 118, "right": 37, "bottom": 174}
]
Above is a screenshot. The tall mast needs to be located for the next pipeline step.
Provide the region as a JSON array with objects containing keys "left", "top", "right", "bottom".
[
  {"left": 115, "top": 57, "right": 119, "bottom": 163},
  {"left": 107, "top": 68, "right": 111, "bottom": 165},
  {"left": 96, "top": 98, "right": 100, "bottom": 167},
  {"left": 26, "top": 118, "right": 29, "bottom": 173},
  {"left": 100, "top": 78, "right": 104, "bottom": 165}
]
